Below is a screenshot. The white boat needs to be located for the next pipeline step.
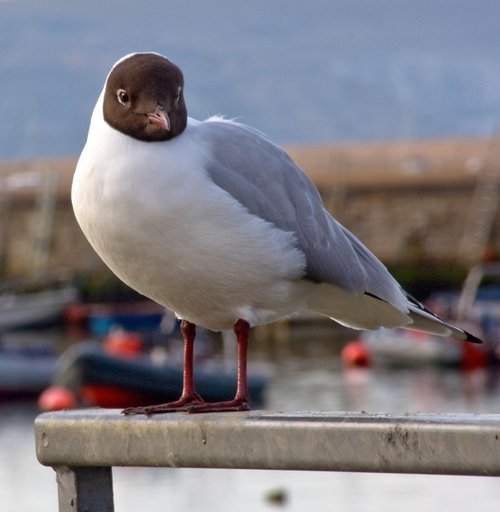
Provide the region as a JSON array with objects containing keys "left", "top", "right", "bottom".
[
  {"left": 360, "top": 328, "right": 463, "bottom": 367},
  {"left": 346, "top": 264, "right": 499, "bottom": 368},
  {"left": 0, "top": 285, "right": 77, "bottom": 330}
]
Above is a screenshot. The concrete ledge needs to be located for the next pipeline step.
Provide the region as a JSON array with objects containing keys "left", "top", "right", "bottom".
[{"left": 35, "top": 409, "right": 500, "bottom": 476}]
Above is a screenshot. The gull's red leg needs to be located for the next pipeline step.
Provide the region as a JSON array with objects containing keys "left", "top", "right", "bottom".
[
  {"left": 122, "top": 319, "right": 204, "bottom": 415},
  {"left": 177, "top": 320, "right": 204, "bottom": 403},
  {"left": 233, "top": 319, "right": 250, "bottom": 404},
  {"left": 185, "top": 319, "right": 251, "bottom": 413}
]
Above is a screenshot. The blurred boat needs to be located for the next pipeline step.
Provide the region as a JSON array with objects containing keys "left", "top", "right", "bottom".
[
  {"left": 0, "top": 338, "right": 58, "bottom": 397},
  {"left": 344, "top": 326, "right": 489, "bottom": 370},
  {"left": 0, "top": 285, "right": 77, "bottom": 331},
  {"left": 86, "top": 301, "right": 165, "bottom": 336},
  {"left": 355, "top": 328, "right": 468, "bottom": 367},
  {"left": 454, "top": 262, "right": 500, "bottom": 329},
  {"left": 342, "top": 263, "right": 500, "bottom": 369},
  {"left": 39, "top": 331, "right": 269, "bottom": 410}
]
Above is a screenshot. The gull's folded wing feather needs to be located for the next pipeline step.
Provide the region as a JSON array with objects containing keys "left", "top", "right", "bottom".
[{"left": 193, "top": 119, "right": 407, "bottom": 311}]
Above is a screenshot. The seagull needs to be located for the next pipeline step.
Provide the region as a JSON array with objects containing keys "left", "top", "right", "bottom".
[{"left": 72, "top": 52, "right": 481, "bottom": 414}]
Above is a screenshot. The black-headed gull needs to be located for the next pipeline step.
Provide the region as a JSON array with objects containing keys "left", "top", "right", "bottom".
[{"left": 72, "top": 52, "right": 481, "bottom": 414}]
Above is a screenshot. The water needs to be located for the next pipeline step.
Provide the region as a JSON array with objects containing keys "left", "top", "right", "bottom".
[
  {"left": 1, "top": 0, "right": 500, "bottom": 159},
  {"left": 2, "top": 331, "right": 500, "bottom": 512}
]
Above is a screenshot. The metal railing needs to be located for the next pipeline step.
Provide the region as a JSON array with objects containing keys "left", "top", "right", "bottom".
[{"left": 35, "top": 409, "right": 500, "bottom": 512}]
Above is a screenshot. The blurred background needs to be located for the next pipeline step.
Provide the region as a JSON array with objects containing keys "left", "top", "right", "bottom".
[{"left": 2, "top": 0, "right": 500, "bottom": 511}]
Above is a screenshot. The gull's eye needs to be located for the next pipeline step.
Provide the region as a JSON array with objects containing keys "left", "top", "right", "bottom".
[
  {"left": 175, "top": 86, "right": 182, "bottom": 106},
  {"left": 117, "top": 89, "right": 129, "bottom": 105}
]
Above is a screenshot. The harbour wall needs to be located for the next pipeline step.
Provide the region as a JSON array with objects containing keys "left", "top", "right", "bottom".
[{"left": 0, "top": 136, "right": 498, "bottom": 281}]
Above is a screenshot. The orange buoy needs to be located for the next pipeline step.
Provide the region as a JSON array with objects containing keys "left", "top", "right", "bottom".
[
  {"left": 104, "top": 329, "right": 144, "bottom": 358},
  {"left": 341, "top": 341, "right": 372, "bottom": 368},
  {"left": 38, "top": 386, "right": 78, "bottom": 411}
]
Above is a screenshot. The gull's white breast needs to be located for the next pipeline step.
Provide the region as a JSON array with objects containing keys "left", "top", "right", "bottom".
[{"left": 72, "top": 110, "right": 308, "bottom": 330}]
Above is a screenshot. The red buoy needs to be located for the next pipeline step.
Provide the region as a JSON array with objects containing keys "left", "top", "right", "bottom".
[
  {"left": 38, "top": 386, "right": 78, "bottom": 411},
  {"left": 104, "top": 329, "right": 144, "bottom": 358},
  {"left": 341, "top": 341, "right": 372, "bottom": 368}
]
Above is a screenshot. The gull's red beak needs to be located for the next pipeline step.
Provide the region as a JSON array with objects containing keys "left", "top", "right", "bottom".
[{"left": 146, "top": 105, "right": 171, "bottom": 131}]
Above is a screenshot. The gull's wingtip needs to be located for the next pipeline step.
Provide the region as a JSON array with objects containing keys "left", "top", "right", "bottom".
[{"left": 464, "top": 330, "right": 484, "bottom": 344}]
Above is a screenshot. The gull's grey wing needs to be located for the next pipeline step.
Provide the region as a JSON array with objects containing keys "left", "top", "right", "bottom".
[{"left": 193, "top": 119, "right": 406, "bottom": 310}]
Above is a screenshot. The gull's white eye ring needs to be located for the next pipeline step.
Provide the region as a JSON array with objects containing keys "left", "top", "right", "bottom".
[{"left": 117, "top": 89, "right": 129, "bottom": 105}]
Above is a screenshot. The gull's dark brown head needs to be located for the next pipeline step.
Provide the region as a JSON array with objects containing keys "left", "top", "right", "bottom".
[{"left": 103, "top": 53, "right": 187, "bottom": 142}]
